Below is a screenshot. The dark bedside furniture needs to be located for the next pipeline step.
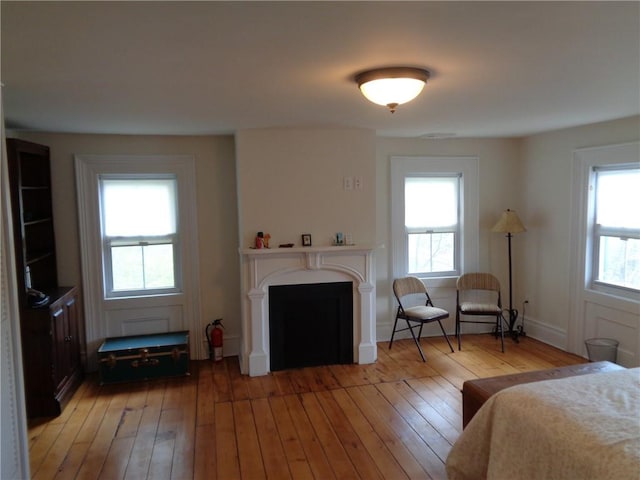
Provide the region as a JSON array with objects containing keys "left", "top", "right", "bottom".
[{"left": 461, "top": 361, "right": 625, "bottom": 428}]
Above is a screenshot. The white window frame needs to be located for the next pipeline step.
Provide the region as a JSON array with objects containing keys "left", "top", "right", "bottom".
[
  {"left": 99, "top": 174, "right": 182, "bottom": 298},
  {"left": 75, "top": 154, "right": 201, "bottom": 366},
  {"left": 571, "top": 142, "right": 640, "bottom": 304},
  {"left": 589, "top": 164, "right": 640, "bottom": 298},
  {"left": 391, "top": 156, "right": 479, "bottom": 286},
  {"left": 404, "top": 174, "right": 461, "bottom": 277}
]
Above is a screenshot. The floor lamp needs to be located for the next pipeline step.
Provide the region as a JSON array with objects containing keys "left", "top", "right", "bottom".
[{"left": 492, "top": 209, "right": 526, "bottom": 340}]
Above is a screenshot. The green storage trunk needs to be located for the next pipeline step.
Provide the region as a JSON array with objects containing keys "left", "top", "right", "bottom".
[{"left": 98, "top": 331, "right": 190, "bottom": 384}]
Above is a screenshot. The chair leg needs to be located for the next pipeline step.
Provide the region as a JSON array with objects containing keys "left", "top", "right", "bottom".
[
  {"left": 388, "top": 317, "right": 400, "bottom": 350},
  {"left": 436, "top": 320, "right": 454, "bottom": 353},
  {"left": 456, "top": 310, "right": 462, "bottom": 351},
  {"left": 406, "top": 319, "right": 426, "bottom": 362},
  {"left": 497, "top": 313, "right": 505, "bottom": 353}
]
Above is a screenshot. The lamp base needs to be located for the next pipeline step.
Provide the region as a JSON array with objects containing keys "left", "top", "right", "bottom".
[{"left": 507, "top": 309, "right": 525, "bottom": 342}]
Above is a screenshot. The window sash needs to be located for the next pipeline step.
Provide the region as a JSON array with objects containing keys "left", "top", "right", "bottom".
[
  {"left": 407, "top": 231, "right": 457, "bottom": 275},
  {"left": 99, "top": 175, "right": 181, "bottom": 298},
  {"left": 404, "top": 174, "right": 461, "bottom": 277},
  {"left": 591, "top": 166, "right": 640, "bottom": 293}
]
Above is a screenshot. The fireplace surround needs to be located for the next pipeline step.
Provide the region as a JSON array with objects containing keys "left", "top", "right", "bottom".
[{"left": 239, "top": 245, "right": 377, "bottom": 376}]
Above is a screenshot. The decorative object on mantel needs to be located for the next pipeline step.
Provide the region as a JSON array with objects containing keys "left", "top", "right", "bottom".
[
  {"left": 301, "top": 233, "right": 312, "bottom": 247},
  {"left": 255, "top": 231, "right": 264, "bottom": 249},
  {"left": 345, "top": 233, "right": 353, "bottom": 245},
  {"left": 263, "top": 233, "right": 271, "bottom": 248},
  {"left": 278, "top": 243, "right": 294, "bottom": 248},
  {"left": 491, "top": 208, "right": 527, "bottom": 341},
  {"left": 333, "top": 232, "right": 354, "bottom": 246},
  {"left": 354, "top": 66, "right": 431, "bottom": 113}
]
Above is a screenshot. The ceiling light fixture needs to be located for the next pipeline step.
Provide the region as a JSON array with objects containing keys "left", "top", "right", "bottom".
[{"left": 355, "top": 67, "right": 430, "bottom": 113}]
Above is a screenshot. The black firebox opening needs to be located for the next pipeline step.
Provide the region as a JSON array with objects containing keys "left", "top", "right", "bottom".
[{"left": 269, "top": 281, "right": 353, "bottom": 371}]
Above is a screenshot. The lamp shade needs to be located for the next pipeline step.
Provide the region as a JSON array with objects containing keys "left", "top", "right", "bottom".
[
  {"left": 355, "top": 67, "right": 430, "bottom": 113},
  {"left": 491, "top": 209, "right": 526, "bottom": 234}
]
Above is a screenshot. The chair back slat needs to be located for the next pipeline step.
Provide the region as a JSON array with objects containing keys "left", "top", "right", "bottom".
[
  {"left": 393, "top": 276, "right": 426, "bottom": 301},
  {"left": 456, "top": 273, "right": 500, "bottom": 292}
]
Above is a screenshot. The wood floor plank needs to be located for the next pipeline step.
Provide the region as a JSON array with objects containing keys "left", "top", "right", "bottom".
[
  {"left": 193, "top": 425, "right": 217, "bottom": 480},
  {"left": 406, "top": 378, "right": 462, "bottom": 433},
  {"left": 315, "top": 390, "right": 386, "bottom": 480},
  {"left": 363, "top": 384, "right": 446, "bottom": 479},
  {"left": 323, "top": 389, "right": 396, "bottom": 478},
  {"left": 74, "top": 389, "right": 130, "bottom": 480},
  {"left": 123, "top": 380, "right": 166, "bottom": 480},
  {"left": 114, "top": 383, "right": 149, "bottom": 439},
  {"left": 233, "top": 399, "right": 265, "bottom": 479},
  {"left": 299, "top": 392, "right": 359, "bottom": 479},
  {"left": 196, "top": 363, "right": 215, "bottom": 426},
  {"left": 212, "top": 360, "right": 233, "bottom": 402},
  {"left": 251, "top": 397, "right": 292, "bottom": 479},
  {"left": 391, "top": 379, "right": 460, "bottom": 446},
  {"left": 283, "top": 394, "right": 336, "bottom": 479},
  {"left": 27, "top": 336, "right": 585, "bottom": 480},
  {"left": 29, "top": 422, "right": 64, "bottom": 478},
  {"left": 376, "top": 381, "right": 453, "bottom": 463},
  {"left": 347, "top": 385, "right": 431, "bottom": 480},
  {"left": 97, "top": 436, "right": 135, "bottom": 480},
  {"left": 171, "top": 379, "right": 197, "bottom": 480},
  {"left": 268, "top": 396, "right": 314, "bottom": 480},
  {"left": 214, "top": 402, "right": 241, "bottom": 480},
  {"left": 53, "top": 442, "right": 91, "bottom": 480},
  {"left": 227, "top": 357, "right": 251, "bottom": 401}
]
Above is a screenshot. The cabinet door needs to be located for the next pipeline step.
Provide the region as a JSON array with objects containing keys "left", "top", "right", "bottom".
[
  {"left": 51, "top": 304, "right": 71, "bottom": 390},
  {"left": 65, "top": 293, "right": 81, "bottom": 375}
]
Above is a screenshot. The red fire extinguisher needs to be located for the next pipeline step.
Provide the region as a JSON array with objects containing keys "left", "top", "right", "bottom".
[{"left": 205, "top": 319, "right": 224, "bottom": 362}]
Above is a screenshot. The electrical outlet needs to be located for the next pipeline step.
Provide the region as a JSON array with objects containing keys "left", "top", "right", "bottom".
[
  {"left": 343, "top": 176, "right": 353, "bottom": 190},
  {"left": 354, "top": 176, "right": 362, "bottom": 190}
]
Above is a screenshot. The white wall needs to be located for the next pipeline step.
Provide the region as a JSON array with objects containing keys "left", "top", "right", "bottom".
[
  {"left": 7, "top": 132, "right": 242, "bottom": 359},
  {"left": 235, "top": 127, "right": 377, "bottom": 372},
  {"left": 375, "top": 137, "right": 522, "bottom": 340},
  {"left": 235, "top": 127, "right": 376, "bottom": 248},
  {"left": 9, "top": 116, "right": 639, "bottom": 367},
  {"left": 519, "top": 115, "right": 640, "bottom": 364}
]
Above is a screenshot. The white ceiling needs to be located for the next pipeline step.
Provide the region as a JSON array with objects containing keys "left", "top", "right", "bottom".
[{"left": 2, "top": 1, "right": 639, "bottom": 138}]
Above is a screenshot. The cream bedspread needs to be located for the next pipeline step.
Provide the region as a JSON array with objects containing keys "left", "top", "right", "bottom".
[{"left": 446, "top": 368, "right": 640, "bottom": 480}]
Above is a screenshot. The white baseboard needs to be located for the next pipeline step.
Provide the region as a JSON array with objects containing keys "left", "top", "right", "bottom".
[
  {"left": 518, "top": 316, "right": 573, "bottom": 353},
  {"left": 378, "top": 316, "right": 578, "bottom": 359}
]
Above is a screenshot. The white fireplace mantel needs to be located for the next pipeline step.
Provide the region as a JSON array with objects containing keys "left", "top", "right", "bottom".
[{"left": 239, "top": 245, "right": 378, "bottom": 376}]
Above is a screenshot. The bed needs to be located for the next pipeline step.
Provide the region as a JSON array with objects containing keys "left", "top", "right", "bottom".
[{"left": 446, "top": 367, "right": 640, "bottom": 480}]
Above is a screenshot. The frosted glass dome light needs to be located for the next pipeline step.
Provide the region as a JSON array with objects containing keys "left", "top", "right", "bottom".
[{"left": 355, "top": 67, "right": 430, "bottom": 113}]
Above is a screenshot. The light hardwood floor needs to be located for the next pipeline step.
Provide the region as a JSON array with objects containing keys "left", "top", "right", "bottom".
[{"left": 27, "top": 335, "right": 585, "bottom": 480}]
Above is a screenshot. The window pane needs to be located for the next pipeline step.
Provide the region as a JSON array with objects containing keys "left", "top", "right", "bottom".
[
  {"left": 112, "top": 246, "right": 144, "bottom": 290},
  {"left": 598, "top": 236, "right": 640, "bottom": 290},
  {"left": 408, "top": 232, "right": 455, "bottom": 274},
  {"left": 102, "top": 178, "right": 177, "bottom": 236},
  {"left": 143, "top": 244, "right": 175, "bottom": 288},
  {"left": 405, "top": 176, "right": 458, "bottom": 228},
  {"left": 596, "top": 169, "right": 640, "bottom": 229},
  {"left": 111, "top": 244, "right": 175, "bottom": 291}
]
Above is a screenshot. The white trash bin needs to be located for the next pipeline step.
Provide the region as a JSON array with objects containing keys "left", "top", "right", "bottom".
[{"left": 585, "top": 338, "right": 619, "bottom": 363}]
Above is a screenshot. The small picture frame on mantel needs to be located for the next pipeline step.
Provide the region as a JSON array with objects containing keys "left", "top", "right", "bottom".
[{"left": 301, "top": 234, "right": 312, "bottom": 247}]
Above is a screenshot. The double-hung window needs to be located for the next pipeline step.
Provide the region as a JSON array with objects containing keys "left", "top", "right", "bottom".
[
  {"left": 391, "top": 156, "right": 478, "bottom": 281},
  {"left": 405, "top": 175, "right": 460, "bottom": 276},
  {"left": 591, "top": 165, "right": 640, "bottom": 292},
  {"left": 100, "top": 175, "right": 180, "bottom": 297}
]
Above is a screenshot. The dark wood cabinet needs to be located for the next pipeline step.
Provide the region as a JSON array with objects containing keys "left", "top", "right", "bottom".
[
  {"left": 21, "top": 287, "right": 84, "bottom": 417},
  {"left": 6, "top": 138, "right": 83, "bottom": 418}
]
